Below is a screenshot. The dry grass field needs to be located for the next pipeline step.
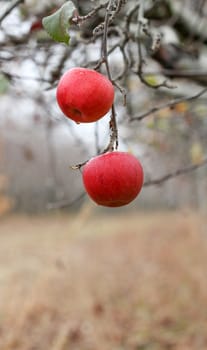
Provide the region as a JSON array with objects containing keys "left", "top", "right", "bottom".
[{"left": 0, "top": 207, "right": 207, "bottom": 350}]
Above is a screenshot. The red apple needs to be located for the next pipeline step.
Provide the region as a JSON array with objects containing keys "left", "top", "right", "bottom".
[
  {"left": 82, "top": 152, "right": 144, "bottom": 207},
  {"left": 56, "top": 67, "right": 114, "bottom": 123}
]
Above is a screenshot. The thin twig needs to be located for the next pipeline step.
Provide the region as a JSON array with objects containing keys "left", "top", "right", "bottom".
[
  {"left": 1, "top": 70, "right": 52, "bottom": 84},
  {"left": 101, "top": 0, "right": 119, "bottom": 151},
  {"left": 130, "top": 87, "right": 207, "bottom": 122},
  {"left": 92, "top": 0, "right": 126, "bottom": 37},
  {"left": 144, "top": 158, "right": 207, "bottom": 187},
  {"left": 144, "top": 69, "right": 207, "bottom": 86},
  {"left": 136, "top": 0, "right": 173, "bottom": 89},
  {"left": 72, "top": 2, "right": 108, "bottom": 25},
  {"left": 145, "top": 69, "right": 207, "bottom": 78},
  {"left": 47, "top": 192, "right": 86, "bottom": 210},
  {"left": 94, "top": 122, "right": 101, "bottom": 154},
  {"left": 125, "top": 3, "right": 139, "bottom": 35},
  {"left": 0, "top": 0, "right": 24, "bottom": 23},
  {"left": 104, "top": 104, "right": 118, "bottom": 152}
]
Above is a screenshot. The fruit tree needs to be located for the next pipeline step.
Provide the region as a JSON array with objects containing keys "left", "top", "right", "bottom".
[{"left": 0, "top": 0, "right": 207, "bottom": 209}]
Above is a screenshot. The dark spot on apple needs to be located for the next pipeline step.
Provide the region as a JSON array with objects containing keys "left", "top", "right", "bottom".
[{"left": 72, "top": 108, "right": 81, "bottom": 117}]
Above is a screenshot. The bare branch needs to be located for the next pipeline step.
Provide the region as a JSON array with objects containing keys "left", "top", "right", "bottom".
[
  {"left": 130, "top": 87, "right": 207, "bottom": 122},
  {"left": 1, "top": 70, "right": 52, "bottom": 84},
  {"left": 94, "top": 122, "right": 101, "bottom": 154},
  {"left": 101, "top": 0, "right": 120, "bottom": 151},
  {"left": 136, "top": 0, "right": 174, "bottom": 90},
  {"left": 72, "top": 2, "right": 108, "bottom": 25},
  {"left": 47, "top": 192, "right": 86, "bottom": 210},
  {"left": 145, "top": 69, "right": 207, "bottom": 86},
  {"left": 144, "top": 158, "right": 207, "bottom": 187},
  {"left": 0, "top": 0, "right": 24, "bottom": 24},
  {"left": 104, "top": 104, "right": 118, "bottom": 152},
  {"left": 125, "top": 3, "right": 139, "bottom": 35}
]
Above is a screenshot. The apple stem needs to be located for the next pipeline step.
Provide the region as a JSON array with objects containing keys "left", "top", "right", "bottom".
[
  {"left": 101, "top": 0, "right": 119, "bottom": 152},
  {"left": 104, "top": 104, "right": 118, "bottom": 152}
]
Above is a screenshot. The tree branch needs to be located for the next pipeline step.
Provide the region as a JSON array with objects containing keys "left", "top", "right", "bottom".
[
  {"left": 130, "top": 87, "right": 207, "bottom": 122},
  {"left": 47, "top": 192, "right": 86, "bottom": 210},
  {"left": 72, "top": 2, "right": 108, "bottom": 25},
  {"left": 0, "top": 0, "right": 24, "bottom": 24},
  {"left": 136, "top": 0, "right": 173, "bottom": 90},
  {"left": 144, "top": 158, "right": 207, "bottom": 187},
  {"left": 101, "top": 0, "right": 119, "bottom": 152}
]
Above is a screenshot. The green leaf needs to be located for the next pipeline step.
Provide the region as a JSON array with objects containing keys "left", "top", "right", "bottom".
[
  {"left": 42, "top": 1, "right": 76, "bottom": 45},
  {"left": 0, "top": 74, "right": 9, "bottom": 95},
  {"left": 144, "top": 75, "right": 159, "bottom": 86}
]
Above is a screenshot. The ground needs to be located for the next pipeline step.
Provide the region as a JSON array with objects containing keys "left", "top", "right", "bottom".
[{"left": 0, "top": 207, "right": 207, "bottom": 350}]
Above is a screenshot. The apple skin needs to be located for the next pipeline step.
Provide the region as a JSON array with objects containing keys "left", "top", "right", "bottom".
[
  {"left": 56, "top": 68, "right": 114, "bottom": 123},
  {"left": 82, "top": 152, "right": 144, "bottom": 207}
]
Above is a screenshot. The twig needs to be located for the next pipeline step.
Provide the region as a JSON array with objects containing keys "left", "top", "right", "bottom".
[
  {"left": 124, "top": 4, "right": 140, "bottom": 70},
  {"left": 49, "top": 48, "right": 72, "bottom": 83},
  {"left": 104, "top": 104, "right": 118, "bottom": 152},
  {"left": 130, "top": 87, "right": 207, "bottom": 122},
  {"left": 0, "top": 0, "right": 24, "bottom": 24},
  {"left": 47, "top": 192, "right": 86, "bottom": 210},
  {"left": 125, "top": 3, "right": 139, "bottom": 35},
  {"left": 92, "top": 0, "right": 127, "bottom": 36},
  {"left": 94, "top": 122, "right": 101, "bottom": 154},
  {"left": 72, "top": 2, "right": 108, "bottom": 25},
  {"left": 144, "top": 69, "right": 207, "bottom": 78},
  {"left": 144, "top": 158, "right": 207, "bottom": 187},
  {"left": 113, "top": 80, "right": 127, "bottom": 106},
  {"left": 1, "top": 70, "right": 52, "bottom": 84},
  {"left": 109, "top": 0, "right": 127, "bottom": 21},
  {"left": 101, "top": 0, "right": 119, "bottom": 151},
  {"left": 144, "top": 69, "right": 207, "bottom": 86},
  {"left": 136, "top": 0, "right": 173, "bottom": 89}
]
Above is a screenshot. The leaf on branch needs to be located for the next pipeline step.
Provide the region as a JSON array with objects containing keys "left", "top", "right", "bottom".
[
  {"left": 0, "top": 74, "right": 9, "bottom": 95},
  {"left": 42, "top": 1, "right": 77, "bottom": 45},
  {"left": 144, "top": 75, "right": 159, "bottom": 87},
  {"left": 190, "top": 142, "right": 204, "bottom": 165}
]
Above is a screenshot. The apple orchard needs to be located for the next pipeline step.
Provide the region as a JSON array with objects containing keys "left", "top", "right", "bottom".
[{"left": 0, "top": 0, "right": 207, "bottom": 211}]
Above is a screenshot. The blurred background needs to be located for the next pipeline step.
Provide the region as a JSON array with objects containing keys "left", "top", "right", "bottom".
[{"left": 0, "top": 1, "right": 207, "bottom": 349}]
